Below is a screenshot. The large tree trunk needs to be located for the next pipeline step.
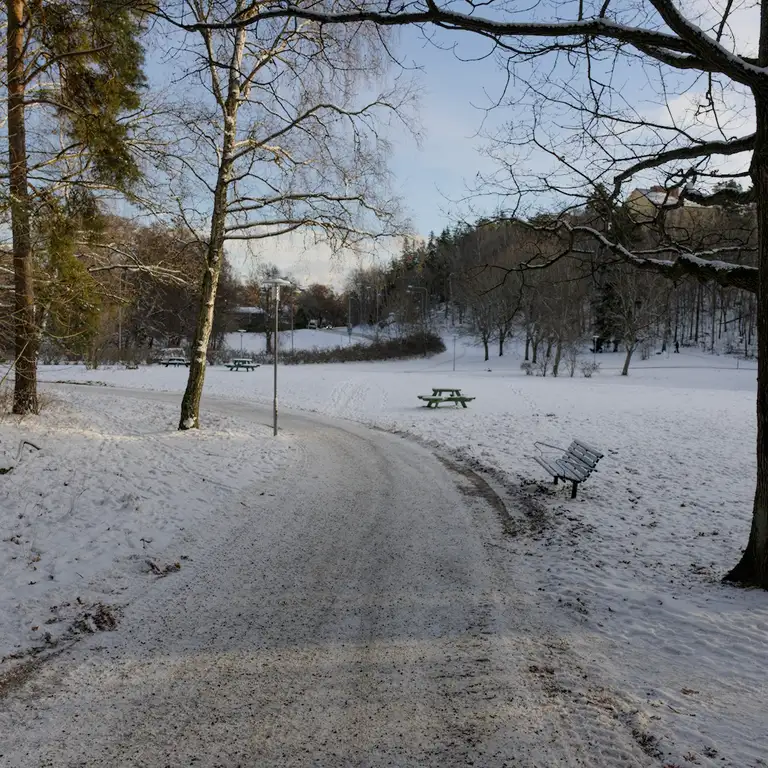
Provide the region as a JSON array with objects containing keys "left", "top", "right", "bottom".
[
  {"left": 7, "top": 0, "right": 38, "bottom": 415},
  {"left": 725, "top": 88, "right": 768, "bottom": 588},
  {"left": 482, "top": 335, "right": 489, "bottom": 361}
]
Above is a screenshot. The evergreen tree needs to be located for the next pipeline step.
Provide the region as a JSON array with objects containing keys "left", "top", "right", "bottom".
[{"left": 3, "top": 0, "right": 149, "bottom": 413}]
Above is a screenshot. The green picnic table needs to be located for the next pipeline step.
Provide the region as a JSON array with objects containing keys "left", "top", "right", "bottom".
[
  {"left": 417, "top": 387, "right": 475, "bottom": 408},
  {"left": 226, "top": 358, "right": 260, "bottom": 371}
]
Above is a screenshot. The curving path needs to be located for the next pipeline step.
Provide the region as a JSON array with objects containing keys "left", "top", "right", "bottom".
[{"left": 0, "top": 389, "right": 654, "bottom": 767}]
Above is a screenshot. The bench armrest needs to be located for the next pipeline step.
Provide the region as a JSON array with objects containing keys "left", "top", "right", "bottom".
[{"left": 534, "top": 440, "right": 566, "bottom": 454}]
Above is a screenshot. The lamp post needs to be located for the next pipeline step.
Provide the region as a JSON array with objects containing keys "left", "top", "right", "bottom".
[
  {"left": 237, "top": 329, "right": 246, "bottom": 355},
  {"left": 407, "top": 285, "right": 429, "bottom": 356},
  {"left": 262, "top": 278, "right": 293, "bottom": 436},
  {"left": 347, "top": 293, "right": 359, "bottom": 345}
]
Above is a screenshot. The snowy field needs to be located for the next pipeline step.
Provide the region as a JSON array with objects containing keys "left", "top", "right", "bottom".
[
  {"left": 0, "top": 389, "right": 298, "bottom": 666},
  {"left": 2, "top": 339, "right": 767, "bottom": 766}
]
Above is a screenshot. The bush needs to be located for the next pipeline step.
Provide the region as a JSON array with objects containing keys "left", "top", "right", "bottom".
[
  {"left": 250, "top": 331, "right": 445, "bottom": 365},
  {"left": 520, "top": 361, "right": 534, "bottom": 376},
  {"left": 581, "top": 361, "right": 600, "bottom": 377}
]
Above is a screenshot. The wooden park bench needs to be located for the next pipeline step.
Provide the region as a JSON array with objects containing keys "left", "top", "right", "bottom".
[
  {"left": 163, "top": 357, "right": 189, "bottom": 367},
  {"left": 533, "top": 439, "right": 604, "bottom": 498},
  {"left": 417, "top": 387, "right": 475, "bottom": 408},
  {"left": 226, "top": 358, "right": 261, "bottom": 371}
]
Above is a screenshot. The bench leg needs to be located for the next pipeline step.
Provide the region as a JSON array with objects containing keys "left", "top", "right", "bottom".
[
  {"left": 571, "top": 481, "right": 578, "bottom": 499},
  {"left": 460, "top": 400, "right": 468, "bottom": 408}
]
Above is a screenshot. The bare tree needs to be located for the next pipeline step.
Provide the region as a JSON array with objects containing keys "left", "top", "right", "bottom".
[
  {"left": 604, "top": 267, "right": 670, "bottom": 375},
  {"left": 154, "top": 1, "right": 411, "bottom": 429},
  {"left": 171, "top": 0, "right": 768, "bottom": 587}
]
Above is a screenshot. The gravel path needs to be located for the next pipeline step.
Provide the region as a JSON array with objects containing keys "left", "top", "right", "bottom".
[{"left": 0, "top": 390, "right": 655, "bottom": 767}]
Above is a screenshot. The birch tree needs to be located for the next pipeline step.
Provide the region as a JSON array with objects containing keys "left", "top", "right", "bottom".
[{"left": 155, "top": 1, "right": 410, "bottom": 429}]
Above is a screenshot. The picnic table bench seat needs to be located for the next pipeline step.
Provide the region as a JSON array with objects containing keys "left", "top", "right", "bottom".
[
  {"left": 533, "top": 439, "right": 603, "bottom": 498},
  {"left": 417, "top": 392, "right": 475, "bottom": 408},
  {"left": 226, "top": 359, "right": 260, "bottom": 371}
]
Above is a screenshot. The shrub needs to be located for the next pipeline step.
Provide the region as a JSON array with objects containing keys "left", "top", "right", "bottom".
[
  {"left": 520, "top": 361, "right": 534, "bottom": 376},
  {"left": 250, "top": 331, "right": 445, "bottom": 365},
  {"left": 580, "top": 361, "right": 600, "bottom": 377}
]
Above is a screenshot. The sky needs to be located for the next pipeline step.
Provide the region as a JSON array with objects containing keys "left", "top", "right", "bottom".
[
  {"left": 141, "top": 1, "right": 760, "bottom": 291},
  {"left": 226, "top": 25, "right": 509, "bottom": 290}
]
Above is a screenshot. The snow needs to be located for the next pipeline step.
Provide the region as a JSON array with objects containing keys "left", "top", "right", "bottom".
[
  {"left": 0, "top": 388, "right": 297, "bottom": 664},
  {"left": 2, "top": 338, "right": 767, "bottom": 766}
]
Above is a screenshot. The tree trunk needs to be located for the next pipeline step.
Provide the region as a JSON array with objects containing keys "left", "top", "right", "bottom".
[
  {"left": 621, "top": 344, "right": 634, "bottom": 376},
  {"left": 178, "top": 25, "right": 246, "bottom": 430},
  {"left": 482, "top": 335, "right": 489, "bottom": 361},
  {"left": 694, "top": 284, "right": 701, "bottom": 344},
  {"left": 552, "top": 339, "right": 562, "bottom": 377},
  {"left": 524, "top": 334, "right": 530, "bottom": 361},
  {"left": 725, "top": 86, "right": 768, "bottom": 588},
  {"left": 498, "top": 329, "right": 505, "bottom": 356},
  {"left": 7, "top": 0, "right": 38, "bottom": 415}
]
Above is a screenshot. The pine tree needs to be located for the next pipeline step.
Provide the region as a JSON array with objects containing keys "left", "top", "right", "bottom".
[{"left": 3, "top": 0, "right": 149, "bottom": 413}]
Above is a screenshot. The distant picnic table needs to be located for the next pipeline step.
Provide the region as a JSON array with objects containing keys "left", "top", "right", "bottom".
[
  {"left": 417, "top": 387, "right": 475, "bottom": 409},
  {"left": 163, "top": 358, "right": 189, "bottom": 367},
  {"left": 226, "top": 358, "right": 260, "bottom": 371}
]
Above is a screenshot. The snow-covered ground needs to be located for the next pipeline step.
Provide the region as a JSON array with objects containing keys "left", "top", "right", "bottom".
[
  {"left": 0, "top": 389, "right": 298, "bottom": 665},
  {"left": 3, "top": 338, "right": 766, "bottom": 766}
]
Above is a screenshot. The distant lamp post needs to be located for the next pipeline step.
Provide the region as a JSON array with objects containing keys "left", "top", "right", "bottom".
[
  {"left": 237, "top": 329, "right": 246, "bottom": 355},
  {"left": 347, "top": 293, "right": 360, "bottom": 345},
  {"left": 407, "top": 285, "right": 429, "bottom": 356},
  {"left": 262, "top": 278, "right": 293, "bottom": 436}
]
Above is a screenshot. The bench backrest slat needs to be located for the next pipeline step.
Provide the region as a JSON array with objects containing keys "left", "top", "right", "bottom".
[
  {"left": 569, "top": 439, "right": 603, "bottom": 459},
  {"left": 557, "top": 457, "right": 591, "bottom": 480},
  {"left": 566, "top": 441, "right": 601, "bottom": 468}
]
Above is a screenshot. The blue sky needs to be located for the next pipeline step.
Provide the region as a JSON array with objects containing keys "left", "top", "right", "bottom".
[{"left": 138, "top": 4, "right": 755, "bottom": 288}]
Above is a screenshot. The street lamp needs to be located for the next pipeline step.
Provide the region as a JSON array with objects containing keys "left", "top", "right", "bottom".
[
  {"left": 347, "top": 293, "right": 360, "bottom": 344},
  {"left": 237, "top": 329, "right": 246, "bottom": 355},
  {"left": 407, "top": 285, "right": 429, "bottom": 356},
  {"left": 262, "top": 278, "right": 293, "bottom": 436}
]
